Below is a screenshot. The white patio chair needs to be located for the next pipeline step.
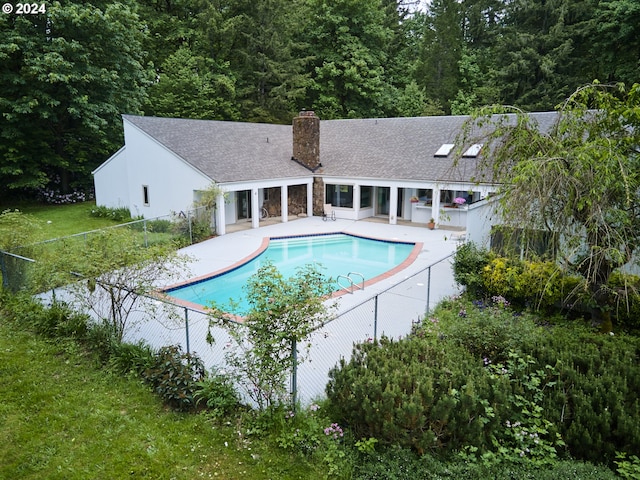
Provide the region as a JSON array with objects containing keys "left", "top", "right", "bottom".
[{"left": 322, "top": 203, "right": 336, "bottom": 221}]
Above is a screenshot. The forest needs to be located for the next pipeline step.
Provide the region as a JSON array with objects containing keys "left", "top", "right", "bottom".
[{"left": 0, "top": 0, "right": 638, "bottom": 200}]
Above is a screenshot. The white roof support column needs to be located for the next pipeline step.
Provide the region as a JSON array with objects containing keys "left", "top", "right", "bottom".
[
  {"left": 353, "top": 184, "right": 361, "bottom": 219},
  {"left": 215, "top": 193, "right": 226, "bottom": 236},
  {"left": 432, "top": 186, "right": 441, "bottom": 228},
  {"left": 389, "top": 186, "right": 398, "bottom": 225},
  {"left": 251, "top": 187, "right": 260, "bottom": 229},
  {"left": 306, "top": 181, "right": 313, "bottom": 217},
  {"left": 281, "top": 185, "right": 288, "bottom": 223}
]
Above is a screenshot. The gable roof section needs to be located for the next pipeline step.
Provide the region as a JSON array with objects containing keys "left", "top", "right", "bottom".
[
  {"left": 122, "top": 112, "right": 559, "bottom": 185},
  {"left": 318, "top": 112, "right": 558, "bottom": 183},
  {"left": 122, "top": 115, "right": 311, "bottom": 183}
]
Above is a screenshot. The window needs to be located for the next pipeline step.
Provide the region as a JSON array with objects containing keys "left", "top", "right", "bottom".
[
  {"left": 360, "top": 186, "right": 372, "bottom": 208},
  {"left": 326, "top": 184, "right": 353, "bottom": 208},
  {"left": 434, "top": 144, "right": 455, "bottom": 157},
  {"left": 462, "top": 144, "right": 483, "bottom": 157},
  {"left": 417, "top": 188, "right": 432, "bottom": 203},
  {"left": 142, "top": 185, "right": 150, "bottom": 206}
]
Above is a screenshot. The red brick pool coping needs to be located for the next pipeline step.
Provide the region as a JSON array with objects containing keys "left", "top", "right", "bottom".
[{"left": 159, "top": 232, "right": 423, "bottom": 319}]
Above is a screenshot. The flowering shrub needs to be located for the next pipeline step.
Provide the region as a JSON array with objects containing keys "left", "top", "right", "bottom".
[
  {"left": 36, "top": 185, "right": 93, "bottom": 205},
  {"left": 324, "top": 423, "right": 344, "bottom": 440}
]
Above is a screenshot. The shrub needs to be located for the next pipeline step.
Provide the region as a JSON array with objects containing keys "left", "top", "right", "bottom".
[
  {"left": 109, "top": 340, "right": 155, "bottom": 376},
  {"left": 0, "top": 294, "right": 89, "bottom": 339},
  {"left": 83, "top": 321, "right": 119, "bottom": 363},
  {"left": 335, "top": 296, "right": 640, "bottom": 467},
  {"left": 351, "top": 446, "right": 617, "bottom": 480},
  {"left": 326, "top": 336, "right": 502, "bottom": 455},
  {"left": 426, "top": 297, "right": 542, "bottom": 362},
  {"left": 194, "top": 370, "right": 241, "bottom": 418},
  {"left": 142, "top": 345, "right": 205, "bottom": 411},
  {"left": 452, "top": 242, "right": 491, "bottom": 297},
  {"left": 90, "top": 205, "right": 132, "bottom": 222},
  {"left": 525, "top": 328, "right": 640, "bottom": 465}
]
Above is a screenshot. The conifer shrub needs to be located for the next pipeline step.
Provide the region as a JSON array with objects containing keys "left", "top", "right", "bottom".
[
  {"left": 327, "top": 296, "right": 640, "bottom": 467},
  {"left": 522, "top": 327, "right": 640, "bottom": 464},
  {"left": 326, "top": 336, "right": 504, "bottom": 455}
]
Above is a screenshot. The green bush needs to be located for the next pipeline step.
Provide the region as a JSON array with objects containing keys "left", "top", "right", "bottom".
[
  {"left": 142, "top": 345, "right": 205, "bottom": 411},
  {"left": 83, "top": 321, "right": 119, "bottom": 363},
  {"left": 109, "top": 340, "right": 155, "bottom": 376},
  {"left": 0, "top": 294, "right": 89, "bottom": 339},
  {"left": 330, "top": 296, "right": 640, "bottom": 468},
  {"left": 194, "top": 370, "right": 241, "bottom": 418},
  {"left": 326, "top": 336, "right": 502, "bottom": 455},
  {"left": 90, "top": 205, "right": 132, "bottom": 222},
  {"left": 452, "top": 242, "right": 491, "bottom": 297},
  {"left": 352, "top": 446, "right": 617, "bottom": 480},
  {"left": 524, "top": 328, "right": 640, "bottom": 465}
]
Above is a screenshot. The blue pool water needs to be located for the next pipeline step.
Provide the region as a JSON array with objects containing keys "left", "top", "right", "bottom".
[{"left": 165, "top": 233, "right": 415, "bottom": 314}]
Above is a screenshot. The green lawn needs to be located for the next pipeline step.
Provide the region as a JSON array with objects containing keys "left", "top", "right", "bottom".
[
  {"left": 0, "top": 319, "right": 324, "bottom": 479},
  {"left": 3, "top": 201, "right": 122, "bottom": 240}
]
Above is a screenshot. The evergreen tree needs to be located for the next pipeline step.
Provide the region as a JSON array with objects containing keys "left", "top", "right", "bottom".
[
  {"left": 300, "top": 0, "right": 395, "bottom": 119},
  {"left": 415, "top": 0, "right": 464, "bottom": 114},
  {"left": 213, "top": 0, "right": 309, "bottom": 123},
  {"left": 490, "top": 0, "right": 593, "bottom": 110}
]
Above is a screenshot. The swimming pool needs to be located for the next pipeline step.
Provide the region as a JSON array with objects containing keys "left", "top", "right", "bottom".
[{"left": 164, "top": 233, "right": 419, "bottom": 314}]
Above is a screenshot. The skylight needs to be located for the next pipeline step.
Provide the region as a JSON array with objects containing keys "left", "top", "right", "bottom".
[
  {"left": 462, "top": 143, "right": 483, "bottom": 157},
  {"left": 434, "top": 144, "right": 455, "bottom": 157}
]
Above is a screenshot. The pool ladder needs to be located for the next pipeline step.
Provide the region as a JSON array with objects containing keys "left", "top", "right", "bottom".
[{"left": 336, "top": 272, "right": 364, "bottom": 293}]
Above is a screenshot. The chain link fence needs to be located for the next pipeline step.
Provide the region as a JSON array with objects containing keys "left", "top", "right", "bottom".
[{"left": 2, "top": 222, "right": 459, "bottom": 406}]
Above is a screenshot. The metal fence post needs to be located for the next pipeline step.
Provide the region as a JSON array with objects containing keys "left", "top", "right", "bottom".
[
  {"left": 0, "top": 251, "right": 7, "bottom": 289},
  {"left": 143, "top": 219, "right": 148, "bottom": 247},
  {"left": 426, "top": 265, "right": 432, "bottom": 315},
  {"left": 291, "top": 338, "right": 298, "bottom": 408},
  {"left": 374, "top": 295, "right": 378, "bottom": 340},
  {"left": 184, "top": 307, "right": 190, "bottom": 354}
]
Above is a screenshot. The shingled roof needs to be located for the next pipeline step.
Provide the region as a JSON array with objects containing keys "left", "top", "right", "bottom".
[
  {"left": 123, "top": 112, "right": 559, "bottom": 184},
  {"left": 123, "top": 115, "right": 309, "bottom": 183}
]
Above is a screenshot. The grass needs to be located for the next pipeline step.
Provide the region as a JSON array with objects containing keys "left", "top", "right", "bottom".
[
  {"left": 0, "top": 318, "right": 325, "bottom": 479},
  {"left": 3, "top": 201, "right": 124, "bottom": 240}
]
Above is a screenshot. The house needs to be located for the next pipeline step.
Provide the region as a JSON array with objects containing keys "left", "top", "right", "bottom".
[{"left": 93, "top": 111, "right": 558, "bottom": 245}]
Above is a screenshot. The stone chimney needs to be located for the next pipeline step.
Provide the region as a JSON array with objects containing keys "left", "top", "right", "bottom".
[{"left": 292, "top": 110, "right": 320, "bottom": 171}]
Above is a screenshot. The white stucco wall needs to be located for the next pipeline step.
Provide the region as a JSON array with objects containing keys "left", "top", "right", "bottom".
[
  {"left": 122, "top": 120, "right": 213, "bottom": 218},
  {"left": 93, "top": 147, "right": 130, "bottom": 210},
  {"left": 465, "top": 198, "right": 499, "bottom": 248}
]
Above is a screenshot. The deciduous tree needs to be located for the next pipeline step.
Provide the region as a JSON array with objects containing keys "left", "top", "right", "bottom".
[
  {"left": 457, "top": 82, "right": 640, "bottom": 330},
  {"left": 208, "top": 261, "right": 335, "bottom": 409},
  {"left": 0, "top": 1, "right": 152, "bottom": 198}
]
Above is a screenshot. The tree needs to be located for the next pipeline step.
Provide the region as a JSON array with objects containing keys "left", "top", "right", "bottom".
[
  {"left": 457, "top": 82, "right": 640, "bottom": 330},
  {"left": 0, "top": 1, "right": 152, "bottom": 198},
  {"left": 213, "top": 0, "right": 310, "bottom": 123},
  {"left": 208, "top": 261, "right": 335, "bottom": 409},
  {"left": 488, "top": 0, "right": 595, "bottom": 111},
  {"left": 415, "top": 0, "right": 464, "bottom": 113},
  {"left": 33, "top": 228, "right": 190, "bottom": 341},
  {"left": 300, "top": 0, "right": 395, "bottom": 119},
  {"left": 145, "top": 47, "right": 239, "bottom": 120}
]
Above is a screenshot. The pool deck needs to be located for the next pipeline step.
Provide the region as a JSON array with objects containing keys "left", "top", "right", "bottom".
[{"left": 175, "top": 217, "right": 461, "bottom": 315}]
